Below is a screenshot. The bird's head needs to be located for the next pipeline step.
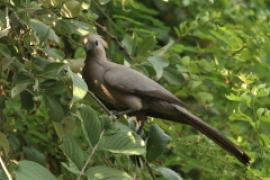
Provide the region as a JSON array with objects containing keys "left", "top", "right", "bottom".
[{"left": 83, "top": 34, "right": 108, "bottom": 52}]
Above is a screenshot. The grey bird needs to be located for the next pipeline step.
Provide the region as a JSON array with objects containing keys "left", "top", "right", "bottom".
[{"left": 82, "top": 34, "right": 250, "bottom": 165}]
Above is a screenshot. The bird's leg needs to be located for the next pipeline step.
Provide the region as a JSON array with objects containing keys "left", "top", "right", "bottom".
[
  {"left": 130, "top": 113, "right": 147, "bottom": 168},
  {"left": 136, "top": 114, "right": 147, "bottom": 135}
]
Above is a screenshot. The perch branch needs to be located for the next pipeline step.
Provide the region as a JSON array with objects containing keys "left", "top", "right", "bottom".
[{"left": 87, "top": 90, "right": 156, "bottom": 179}]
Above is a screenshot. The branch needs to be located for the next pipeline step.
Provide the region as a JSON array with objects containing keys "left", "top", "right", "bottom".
[
  {"left": 144, "top": 157, "right": 156, "bottom": 180},
  {"left": 76, "top": 130, "right": 105, "bottom": 180},
  {"left": 87, "top": 91, "right": 114, "bottom": 117},
  {"left": 0, "top": 154, "right": 13, "bottom": 180},
  {"left": 5, "top": 7, "right": 10, "bottom": 29}
]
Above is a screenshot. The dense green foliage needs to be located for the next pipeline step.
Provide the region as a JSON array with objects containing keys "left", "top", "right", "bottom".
[{"left": 0, "top": 0, "right": 270, "bottom": 179}]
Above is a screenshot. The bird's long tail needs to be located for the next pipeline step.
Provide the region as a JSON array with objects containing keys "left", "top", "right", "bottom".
[{"left": 147, "top": 102, "right": 250, "bottom": 165}]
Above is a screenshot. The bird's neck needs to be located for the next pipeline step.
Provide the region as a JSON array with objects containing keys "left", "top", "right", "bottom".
[{"left": 86, "top": 48, "right": 107, "bottom": 63}]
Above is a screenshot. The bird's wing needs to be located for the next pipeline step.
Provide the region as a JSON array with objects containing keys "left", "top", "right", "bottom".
[{"left": 104, "top": 64, "right": 185, "bottom": 106}]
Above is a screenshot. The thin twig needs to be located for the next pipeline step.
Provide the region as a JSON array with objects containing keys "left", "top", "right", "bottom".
[
  {"left": 87, "top": 91, "right": 114, "bottom": 116},
  {"left": 0, "top": 154, "right": 13, "bottom": 180},
  {"left": 5, "top": 7, "right": 10, "bottom": 29},
  {"left": 76, "top": 130, "right": 105, "bottom": 180},
  {"left": 144, "top": 157, "right": 156, "bottom": 180}
]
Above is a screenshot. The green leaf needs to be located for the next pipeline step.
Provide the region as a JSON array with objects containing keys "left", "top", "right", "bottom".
[
  {"left": 156, "top": 167, "right": 183, "bottom": 180},
  {"left": 86, "top": 166, "right": 133, "bottom": 180},
  {"left": 79, "top": 105, "right": 102, "bottom": 146},
  {"left": 45, "top": 96, "right": 64, "bottom": 121},
  {"left": 196, "top": 92, "right": 213, "bottom": 104},
  {"left": 68, "top": 68, "right": 88, "bottom": 102},
  {"left": 163, "top": 70, "right": 182, "bottom": 86},
  {"left": 53, "top": 122, "right": 65, "bottom": 140},
  {"left": 23, "top": 147, "right": 46, "bottom": 165},
  {"left": 226, "top": 93, "right": 251, "bottom": 107},
  {"left": 99, "top": 122, "right": 145, "bottom": 155},
  {"left": 29, "top": 19, "right": 60, "bottom": 44},
  {"left": 14, "top": 160, "right": 57, "bottom": 180},
  {"left": 0, "top": 169, "right": 6, "bottom": 180},
  {"left": 39, "top": 62, "right": 65, "bottom": 78},
  {"left": 56, "top": 19, "right": 95, "bottom": 36},
  {"left": 136, "top": 35, "right": 156, "bottom": 55},
  {"left": 121, "top": 35, "right": 135, "bottom": 55},
  {"left": 146, "top": 124, "right": 171, "bottom": 161},
  {"left": 229, "top": 107, "right": 254, "bottom": 126},
  {"left": 11, "top": 81, "right": 31, "bottom": 98},
  {"left": 0, "top": 132, "right": 9, "bottom": 155},
  {"left": 61, "top": 159, "right": 80, "bottom": 175},
  {"left": 60, "top": 136, "right": 86, "bottom": 169},
  {"left": 252, "top": 84, "right": 270, "bottom": 97},
  {"left": 60, "top": 0, "right": 81, "bottom": 18},
  {"left": 43, "top": 48, "right": 65, "bottom": 60},
  {"left": 148, "top": 56, "right": 169, "bottom": 80},
  {"left": 20, "top": 90, "right": 34, "bottom": 111}
]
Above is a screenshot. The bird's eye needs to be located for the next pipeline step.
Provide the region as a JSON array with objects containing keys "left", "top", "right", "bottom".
[{"left": 95, "top": 40, "right": 98, "bottom": 46}]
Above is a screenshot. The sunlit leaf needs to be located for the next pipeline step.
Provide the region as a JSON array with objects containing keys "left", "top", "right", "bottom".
[
  {"left": 60, "top": 0, "right": 81, "bottom": 18},
  {"left": 99, "top": 122, "right": 145, "bottom": 155},
  {"left": 86, "top": 166, "right": 133, "bottom": 180},
  {"left": 68, "top": 68, "right": 88, "bottom": 102},
  {"left": 11, "top": 81, "right": 31, "bottom": 98}
]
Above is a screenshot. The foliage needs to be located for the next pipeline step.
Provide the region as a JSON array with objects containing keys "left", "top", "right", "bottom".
[{"left": 0, "top": 0, "right": 270, "bottom": 179}]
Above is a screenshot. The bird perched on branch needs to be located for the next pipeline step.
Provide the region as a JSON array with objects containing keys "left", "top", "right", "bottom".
[{"left": 82, "top": 34, "right": 250, "bottom": 165}]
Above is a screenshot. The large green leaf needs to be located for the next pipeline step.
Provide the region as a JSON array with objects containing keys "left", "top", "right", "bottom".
[
  {"left": 29, "top": 19, "right": 60, "bottom": 44},
  {"left": 14, "top": 160, "right": 57, "bottom": 180},
  {"left": 38, "top": 62, "right": 65, "bottom": 79},
  {"left": 45, "top": 96, "right": 65, "bottom": 121},
  {"left": 79, "top": 105, "right": 102, "bottom": 146},
  {"left": 60, "top": 136, "right": 87, "bottom": 169},
  {"left": 146, "top": 124, "right": 171, "bottom": 161},
  {"left": 99, "top": 122, "right": 145, "bottom": 155},
  {"left": 86, "top": 166, "right": 133, "bottom": 180}
]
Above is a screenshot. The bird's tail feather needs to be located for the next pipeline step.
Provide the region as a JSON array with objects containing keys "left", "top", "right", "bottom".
[{"left": 172, "top": 105, "right": 250, "bottom": 165}]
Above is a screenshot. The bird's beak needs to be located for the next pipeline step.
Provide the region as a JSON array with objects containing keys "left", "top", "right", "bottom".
[{"left": 83, "top": 37, "right": 93, "bottom": 51}]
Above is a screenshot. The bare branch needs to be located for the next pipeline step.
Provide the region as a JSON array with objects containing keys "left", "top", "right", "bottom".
[
  {"left": 76, "top": 130, "right": 105, "bottom": 180},
  {"left": 0, "top": 154, "right": 13, "bottom": 180}
]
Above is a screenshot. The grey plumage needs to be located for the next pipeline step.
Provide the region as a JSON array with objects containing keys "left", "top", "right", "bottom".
[{"left": 82, "top": 34, "right": 250, "bottom": 165}]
